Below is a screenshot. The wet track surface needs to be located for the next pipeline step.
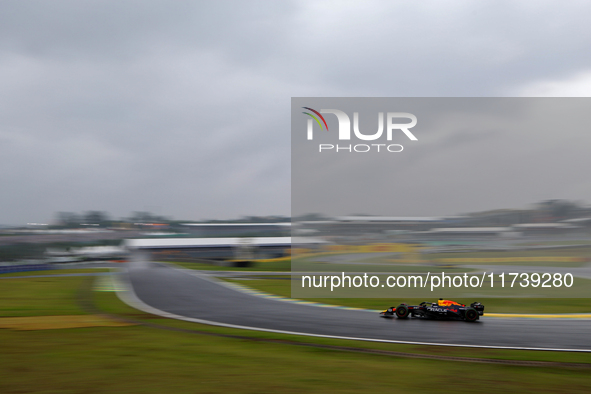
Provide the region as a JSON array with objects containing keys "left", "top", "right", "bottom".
[{"left": 126, "top": 263, "right": 591, "bottom": 350}]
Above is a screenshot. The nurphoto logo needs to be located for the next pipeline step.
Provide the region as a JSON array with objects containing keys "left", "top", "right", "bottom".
[{"left": 302, "top": 107, "right": 418, "bottom": 153}]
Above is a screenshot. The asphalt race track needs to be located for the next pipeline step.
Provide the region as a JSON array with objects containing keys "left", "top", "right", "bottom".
[{"left": 124, "top": 263, "right": 591, "bottom": 351}]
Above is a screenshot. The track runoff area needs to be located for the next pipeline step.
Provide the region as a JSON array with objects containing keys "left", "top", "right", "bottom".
[{"left": 120, "top": 263, "right": 591, "bottom": 352}]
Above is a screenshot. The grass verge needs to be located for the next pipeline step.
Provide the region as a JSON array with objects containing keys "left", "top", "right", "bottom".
[
  {"left": 2, "top": 272, "right": 591, "bottom": 393},
  {"left": 0, "top": 268, "right": 111, "bottom": 278}
]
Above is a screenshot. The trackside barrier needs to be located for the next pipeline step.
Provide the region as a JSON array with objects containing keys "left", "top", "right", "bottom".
[{"left": 0, "top": 264, "right": 53, "bottom": 274}]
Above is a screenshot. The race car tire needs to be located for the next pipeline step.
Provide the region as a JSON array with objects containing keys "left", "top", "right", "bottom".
[
  {"left": 464, "top": 308, "right": 479, "bottom": 322},
  {"left": 395, "top": 305, "right": 410, "bottom": 319}
]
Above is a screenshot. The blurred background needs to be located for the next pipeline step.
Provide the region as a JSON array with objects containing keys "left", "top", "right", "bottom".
[
  {"left": 2, "top": 0, "right": 591, "bottom": 271},
  {"left": 2, "top": 1, "right": 591, "bottom": 393}
]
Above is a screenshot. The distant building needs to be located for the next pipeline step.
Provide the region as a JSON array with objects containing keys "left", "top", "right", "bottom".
[
  {"left": 124, "top": 236, "right": 325, "bottom": 262},
  {"left": 177, "top": 222, "right": 291, "bottom": 237}
]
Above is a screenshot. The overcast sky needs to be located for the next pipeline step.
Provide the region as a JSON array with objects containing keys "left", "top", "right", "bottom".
[
  {"left": 292, "top": 98, "right": 591, "bottom": 217},
  {"left": 1, "top": 1, "right": 591, "bottom": 224}
]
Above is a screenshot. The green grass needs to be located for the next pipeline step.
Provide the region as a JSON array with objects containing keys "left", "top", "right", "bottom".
[
  {"left": 4, "top": 325, "right": 591, "bottom": 394},
  {"left": 171, "top": 260, "right": 474, "bottom": 274},
  {"left": 449, "top": 261, "right": 589, "bottom": 267},
  {"left": 170, "top": 244, "right": 591, "bottom": 273},
  {"left": 0, "top": 268, "right": 111, "bottom": 277},
  {"left": 296, "top": 261, "right": 473, "bottom": 273},
  {"left": 517, "top": 241, "right": 591, "bottom": 246},
  {"left": 2, "top": 271, "right": 591, "bottom": 393},
  {"left": 171, "top": 260, "right": 291, "bottom": 271},
  {"left": 0, "top": 269, "right": 109, "bottom": 317},
  {"left": 424, "top": 246, "right": 591, "bottom": 266},
  {"left": 0, "top": 276, "right": 89, "bottom": 317},
  {"left": 224, "top": 278, "right": 591, "bottom": 314}
]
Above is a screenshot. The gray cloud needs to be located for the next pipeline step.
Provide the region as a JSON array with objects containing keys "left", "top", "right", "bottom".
[
  {"left": 1, "top": 1, "right": 591, "bottom": 224},
  {"left": 292, "top": 98, "right": 591, "bottom": 217}
]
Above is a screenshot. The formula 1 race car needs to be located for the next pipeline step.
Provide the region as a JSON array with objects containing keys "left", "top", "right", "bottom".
[{"left": 380, "top": 299, "right": 484, "bottom": 322}]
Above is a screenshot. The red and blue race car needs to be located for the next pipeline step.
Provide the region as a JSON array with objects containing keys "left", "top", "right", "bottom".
[{"left": 380, "top": 299, "right": 484, "bottom": 322}]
